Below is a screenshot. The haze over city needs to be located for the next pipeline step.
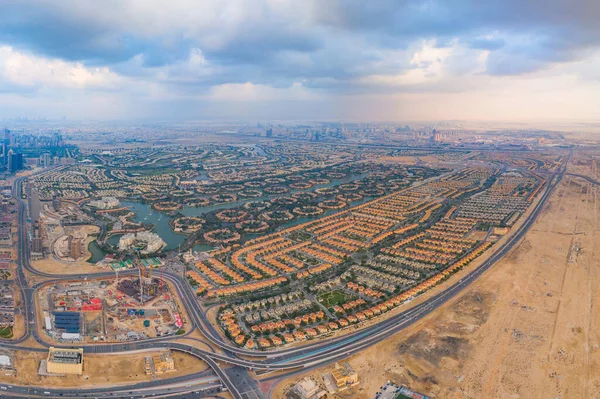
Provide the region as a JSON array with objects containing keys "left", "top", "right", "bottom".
[{"left": 1, "top": 0, "right": 600, "bottom": 121}]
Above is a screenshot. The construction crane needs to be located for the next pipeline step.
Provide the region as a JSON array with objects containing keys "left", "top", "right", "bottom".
[{"left": 135, "top": 250, "right": 149, "bottom": 305}]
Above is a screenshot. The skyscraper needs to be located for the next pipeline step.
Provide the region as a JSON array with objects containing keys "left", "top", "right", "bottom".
[
  {"left": 7, "top": 149, "right": 14, "bottom": 172},
  {"left": 42, "top": 153, "right": 50, "bottom": 168},
  {"left": 8, "top": 150, "right": 23, "bottom": 173},
  {"left": 2, "top": 129, "right": 9, "bottom": 166},
  {"left": 2, "top": 129, "right": 9, "bottom": 147},
  {"left": 14, "top": 152, "right": 23, "bottom": 171}
]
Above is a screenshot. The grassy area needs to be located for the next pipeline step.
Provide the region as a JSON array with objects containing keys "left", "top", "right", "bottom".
[
  {"left": 0, "top": 326, "right": 13, "bottom": 339},
  {"left": 318, "top": 289, "right": 350, "bottom": 308}
]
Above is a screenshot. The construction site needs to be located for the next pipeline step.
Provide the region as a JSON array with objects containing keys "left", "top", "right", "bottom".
[
  {"left": 37, "top": 262, "right": 186, "bottom": 344},
  {"left": 41, "top": 347, "right": 84, "bottom": 376}
]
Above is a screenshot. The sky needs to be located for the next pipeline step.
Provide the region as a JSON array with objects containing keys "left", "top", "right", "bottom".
[{"left": 1, "top": 0, "right": 600, "bottom": 122}]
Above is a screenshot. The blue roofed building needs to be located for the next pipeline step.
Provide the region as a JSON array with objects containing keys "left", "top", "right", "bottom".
[{"left": 53, "top": 311, "right": 81, "bottom": 334}]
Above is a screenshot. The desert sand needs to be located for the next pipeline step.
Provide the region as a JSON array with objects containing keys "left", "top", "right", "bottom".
[{"left": 0, "top": 350, "right": 208, "bottom": 388}]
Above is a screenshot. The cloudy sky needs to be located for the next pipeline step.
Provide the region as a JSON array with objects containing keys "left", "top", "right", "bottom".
[{"left": 1, "top": 0, "right": 600, "bottom": 121}]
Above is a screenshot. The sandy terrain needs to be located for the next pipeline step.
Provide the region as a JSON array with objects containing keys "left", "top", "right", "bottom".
[
  {"left": 0, "top": 350, "right": 208, "bottom": 388},
  {"left": 273, "top": 161, "right": 600, "bottom": 399},
  {"left": 11, "top": 314, "right": 25, "bottom": 341},
  {"left": 31, "top": 256, "right": 97, "bottom": 275},
  {"left": 31, "top": 225, "right": 101, "bottom": 275}
]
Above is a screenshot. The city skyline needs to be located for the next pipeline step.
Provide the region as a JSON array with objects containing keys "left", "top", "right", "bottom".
[{"left": 1, "top": 0, "right": 599, "bottom": 122}]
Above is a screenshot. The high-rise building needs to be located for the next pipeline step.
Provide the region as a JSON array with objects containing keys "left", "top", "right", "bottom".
[
  {"left": 266, "top": 128, "right": 273, "bottom": 138},
  {"left": 2, "top": 129, "right": 9, "bottom": 148},
  {"left": 7, "top": 150, "right": 23, "bottom": 173},
  {"left": 7, "top": 149, "right": 14, "bottom": 172},
  {"left": 13, "top": 152, "right": 22, "bottom": 172},
  {"left": 42, "top": 153, "right": 50, "bottom": 168},
  {"left": 53, "top": 132, "right": 64, "bottom": 147},
  {"left": 69, "top": 236, "right": 82, "bottom": 259},
  {"left": 1, "top": 129, "right": 9, "bottom": 166}
]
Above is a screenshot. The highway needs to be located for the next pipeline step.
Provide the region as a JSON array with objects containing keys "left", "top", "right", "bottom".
[
  {"left": 566, "top": 172, "right": 600, "bottom": 186},
  {"left": 1, "top": 161, "right": 565, "bottom": 398}
]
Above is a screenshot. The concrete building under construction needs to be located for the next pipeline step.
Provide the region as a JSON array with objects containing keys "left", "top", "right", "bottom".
[
  {"left": 117, "top": 277, "right": 164, "bottom": 304},
  {"left": 46, "top": 347, "right": 84, "bottom": 375},
  {"left": 322, "top": 362, "right": 359, "bottom": 394},
  {"left": 144, "top": 350, "right": 175, "bottom": 375},
  {"left": 117, "top": 262, "right": 165, "bottom": 304},
  {"left": 67, "top": 235, "right": 83, "bottom": 259}
]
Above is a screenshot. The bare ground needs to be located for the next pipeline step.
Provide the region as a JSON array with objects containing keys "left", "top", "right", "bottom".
[{"left": 0, "top": 350, "right": 208, "bottom": 388}]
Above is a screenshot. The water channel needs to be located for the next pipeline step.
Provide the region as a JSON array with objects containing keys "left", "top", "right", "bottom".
[{"left": 88, "top": 171, "right": 373, "bottom": 263}]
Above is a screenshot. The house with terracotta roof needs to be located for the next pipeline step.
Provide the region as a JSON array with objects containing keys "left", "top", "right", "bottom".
[
  {"left": 316, "top": 325, "right": 328, "bottom": 334},
  {"left": 283, "top": 333, "right": 295, "bottom": 343},
  {"left": 305, "top": 328, "right": 317, "bottom": 337}
]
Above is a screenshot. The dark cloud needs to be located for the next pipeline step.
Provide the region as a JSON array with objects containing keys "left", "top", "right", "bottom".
[
  {"left": 315, "top": 0, "right": 600, "bottom": 77},
  {"left": 1, "top": 0, "right": 600, "bottom": 93},
  {"left": 0, "top": 3, "right": 141, "bottom": 64}
]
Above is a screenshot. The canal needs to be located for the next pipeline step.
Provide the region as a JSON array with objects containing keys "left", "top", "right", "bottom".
[{"left": 87, "top": 171, "right": 376, "bottom": 262}]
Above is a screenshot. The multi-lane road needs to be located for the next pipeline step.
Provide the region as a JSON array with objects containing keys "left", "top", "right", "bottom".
[{"left": 1, "top": 162, "right": 565, "bottom": 398}]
